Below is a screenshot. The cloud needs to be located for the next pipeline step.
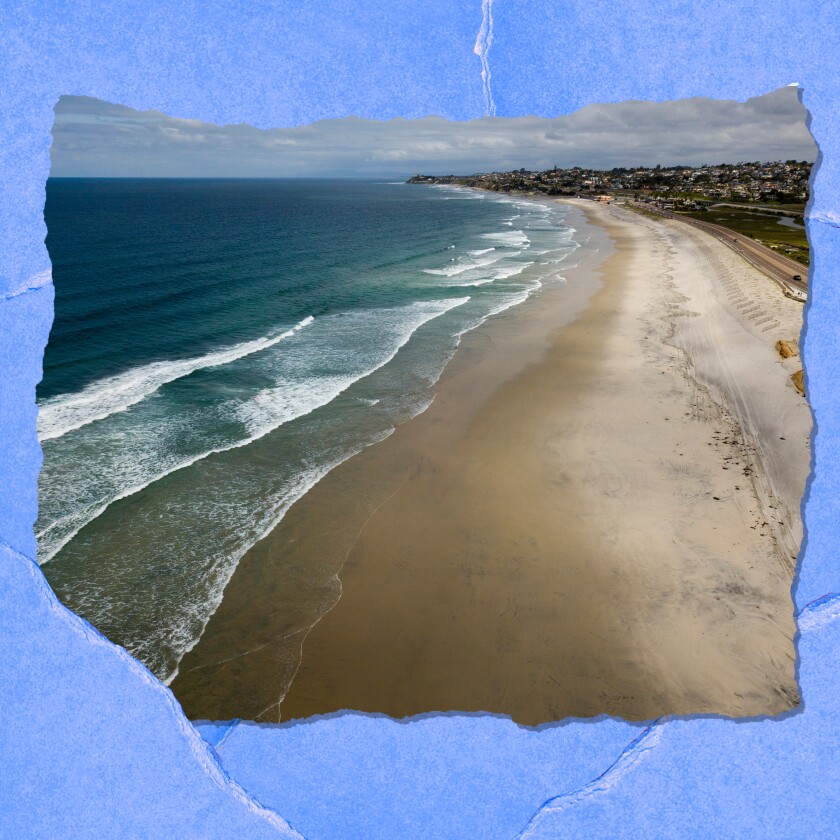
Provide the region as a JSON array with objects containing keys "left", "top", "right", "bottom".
[{"left": 50, "top": 88, "right": 816, "bottom": 178}]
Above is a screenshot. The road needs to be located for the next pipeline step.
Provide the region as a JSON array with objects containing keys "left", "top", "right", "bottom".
[{"left": 628, "top": 202, "right": 808, "bottom": 300}]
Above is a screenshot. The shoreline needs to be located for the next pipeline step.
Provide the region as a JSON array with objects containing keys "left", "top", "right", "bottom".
[{"left": 172, "top": 199, "right": 808, "bottom": 725}]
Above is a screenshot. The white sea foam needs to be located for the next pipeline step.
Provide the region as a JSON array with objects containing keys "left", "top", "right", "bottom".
[
  {"left": 445, "top": 278, "right": 544, "bottom": 350},
  {"left": 468, "top": 248, "right": 496, "bottom": 256},
  {"left": 37, "top": 315, "right": 315, "bottom": 442},
  {"left": 536, "top": 245, "right": 576, "bottom": 260},
  {"left": 435, "top": 186, "right": 486, "bottom": 201},
  {"left": 451, "top": 261, "right": 535, "bottom": 287},
  {"left": 481, "top": 278, "right": 542, "bottom": 318},
  {"left": 235, "top": 299, "right": 468, "bottom": 437},
  {"left": 37, "top": 299, "right": 469, "bottom": 564},
  {"left": 492, "top": 261, "right": 535, "bottom": 280},
  {"left": 423, "top": 252, "right": 506, "bottom": 277},
  {"left": 481, "top": 230, "right": 530, "bottom": 247}
]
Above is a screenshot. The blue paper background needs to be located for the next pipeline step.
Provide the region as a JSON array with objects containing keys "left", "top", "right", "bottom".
[{"left": 2, "top": 2, "right": 839, "bottom": 837}]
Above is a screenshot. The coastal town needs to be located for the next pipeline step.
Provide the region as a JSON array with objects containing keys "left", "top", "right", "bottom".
[
  {"left": 409, "top": 161, "right": 812, "bottom": 278},
  {"left": 407, "top": 160, "right": 811, "bottom": 207}
]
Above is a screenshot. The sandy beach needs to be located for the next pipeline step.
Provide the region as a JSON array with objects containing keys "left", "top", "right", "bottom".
[{"left": 173, "top": 199, "right": 809, "bottom": 725}]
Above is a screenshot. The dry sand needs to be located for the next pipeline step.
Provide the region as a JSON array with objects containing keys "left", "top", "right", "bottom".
[{"left": 173, "top": 200, "right": 809, "bottom": 725}]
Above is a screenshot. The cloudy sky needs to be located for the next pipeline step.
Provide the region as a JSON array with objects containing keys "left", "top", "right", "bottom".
[{"left": 51, "top": 87, "right": 816, "bottom": 178}]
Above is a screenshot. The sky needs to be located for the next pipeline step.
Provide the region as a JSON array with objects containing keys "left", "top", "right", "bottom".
[{"left": 51, "top": 87, "right": 816, "bottom": 178}]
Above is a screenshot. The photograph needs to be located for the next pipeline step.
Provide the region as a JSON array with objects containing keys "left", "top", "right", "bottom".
[
  {"left": 7, "top": 3, "right": 840, "bottom": 838},
  {"left": 39, "top": 85, "right": 814, "bottom": 725}
]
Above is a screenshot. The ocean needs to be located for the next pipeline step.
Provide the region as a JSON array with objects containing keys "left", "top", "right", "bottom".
[{"left": 39, "top": 177, "right": 581, "bottom": 681}]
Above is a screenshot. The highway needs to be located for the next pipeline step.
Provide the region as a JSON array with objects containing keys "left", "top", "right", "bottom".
[{"left": 628, "top": 201, "right": 808, "bottom": 300}]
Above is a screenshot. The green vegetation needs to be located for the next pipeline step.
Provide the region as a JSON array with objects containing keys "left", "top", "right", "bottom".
[{"left": 676, "top": 206, "right": 809, "bottom": 266}]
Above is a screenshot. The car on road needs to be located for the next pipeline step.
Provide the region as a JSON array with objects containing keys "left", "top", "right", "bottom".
[{"left": 793, "top": 274, "right": 803, "bottom": 282}]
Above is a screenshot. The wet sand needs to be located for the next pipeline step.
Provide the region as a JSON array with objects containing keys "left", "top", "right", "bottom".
[{"left": 173, "top": 200, "right": 808, "bottom": 725}]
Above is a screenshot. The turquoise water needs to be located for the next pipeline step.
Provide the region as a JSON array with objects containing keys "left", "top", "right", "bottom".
[{"left": 39, "top": 178, "right": 581, "bottom": 679}]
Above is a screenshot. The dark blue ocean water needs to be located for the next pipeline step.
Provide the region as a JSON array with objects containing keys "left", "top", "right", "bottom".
[{"left": 39, "top": 178, "right": 580, "bottom": 678}]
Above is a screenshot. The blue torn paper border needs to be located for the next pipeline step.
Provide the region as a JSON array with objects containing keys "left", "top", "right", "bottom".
[{"left": 2, "top": 2, "right": 839, "bottom": 837}]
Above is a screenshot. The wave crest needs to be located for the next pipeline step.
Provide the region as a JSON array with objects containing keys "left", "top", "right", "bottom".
[{"left": 38, "top": 316, "right": 315, "bottom": 442}]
